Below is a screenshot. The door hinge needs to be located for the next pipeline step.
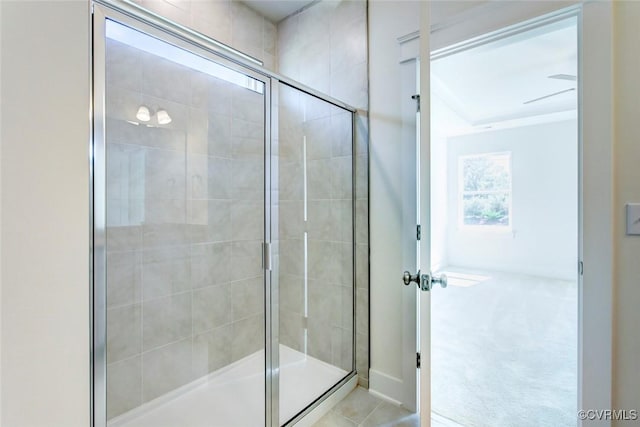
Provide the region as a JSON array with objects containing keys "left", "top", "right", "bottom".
[
  {"left": 411, "top": 94, "right": 420, "bottom": 112},
  {"left": 416, "top": 224, "right": 421, "bottom": 241},
  {"left": 417, "top": 352, "right": 421, "bottom": 369},
  {"left": 579, "top": 260, "right": 584, "bottom": 276}
]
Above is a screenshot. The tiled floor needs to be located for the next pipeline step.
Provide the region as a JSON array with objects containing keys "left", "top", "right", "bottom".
[{"left": 312, "top": 387, "right": 419, "bottom": 427}]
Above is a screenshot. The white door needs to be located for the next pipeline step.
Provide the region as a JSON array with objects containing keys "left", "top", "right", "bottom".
[{"left": 411, "top": 2, "right": 613, "bottom": 426}]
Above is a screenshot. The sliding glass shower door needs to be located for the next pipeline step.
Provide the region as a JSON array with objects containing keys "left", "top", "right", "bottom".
[
  {"left": 98, "top": 17, "right": 268, "bottom": 427},
  {"left": 277, "top": 83, "right": 355, "bottom": 424},
  {"left": 94, "top": 5, "right": 356, "bottom": 427}
]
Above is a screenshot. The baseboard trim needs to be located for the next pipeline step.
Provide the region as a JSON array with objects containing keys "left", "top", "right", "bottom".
[{"left": 368, "top": 369, "right": 404, "bottom": 405}]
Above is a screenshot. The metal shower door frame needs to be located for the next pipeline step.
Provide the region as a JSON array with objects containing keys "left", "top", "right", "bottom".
[{"left": 90, "top": 2, "right": 358, "bottom": 427}]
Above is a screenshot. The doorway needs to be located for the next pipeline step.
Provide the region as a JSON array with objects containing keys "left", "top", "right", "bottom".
[
  {"left": 431, "top": 17, "right": 579, "bottom": 426},
  {"left": 429, "top": 15, "right": 578, "bottom": 427}
]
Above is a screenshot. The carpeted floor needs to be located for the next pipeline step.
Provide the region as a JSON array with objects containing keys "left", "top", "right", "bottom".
[{"left": 431, "top": 267, "right": 578, "bottom": 427}]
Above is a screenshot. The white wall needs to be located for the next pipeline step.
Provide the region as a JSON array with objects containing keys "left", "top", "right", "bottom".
[
  {"left": 0, "top": 0, "right": 3, "bottom": 420},
  {"left": 445, "top": 120, "right": 578, "bottom": 280},
  {"left": 1, "top": 1, "right": 91, "bottom": 426},
  {"left": 368, "top": 0, "right": 419, "bottom": 403},
  {"left": 613, "top": 1, "right": 640, "bottom": 420}
]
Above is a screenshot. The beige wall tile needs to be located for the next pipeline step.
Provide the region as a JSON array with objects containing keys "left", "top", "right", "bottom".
[
  {"left": 144, "top": 148, "right": 186, "bottom": 200},
  {"left": 307, "top": 320, "right": 333, "bottom": 364},
  {"left": 190, "top": 0, "right": 232, "bottom": 45},
  {"left": 188, "top": 200, "right": 232, "bottom": 243},
  {"left": 106, "top": 40, "right": 143, "bottom": 92},
  {"left": 279, "top": 161, "right": 303, "bottom": 200},
  {"left": 142, "top": 246, "right": 191, "bottom": 300},
  {"left": 107, "top": 356, "right": 143, "bottom": 419},
  {"left": 231, "top": 1, "right": 264, "bottom": 59},
  {"left": 107, "top": 226, "right": 143, "bottom": 252},
  {"left": 190, "top": 242, "right": 232, "bottom": 288},
  {"left": 231, "top": 200, "right": 263, "bottom": 240},
  {"left": 231, "top": 277, "right": 264, "bottom": 321},
  {"left": 231, "top": 314, "right": 264, "bottom": 360},
  {"left": 307, "top": 158, "right": 333, "bottom": 200},
  {"left": 331, "top": 111, "right": 353, "bottom": 157},
  {"left": 142, "top": 54, "right": 191, "bottom": 105},
  {"left": 207, "top": 113, "right": 233, "bottom": 157},
  {"left": 330, "top": 17, "right": 367, "bottom": 73},
  {"left": 142, "top": 293, "right": 192, "bottom": 350},
  {"left": 107, "top": 304, "right": 142, "bottom": 363},
  {"left": 279, "top": 311, "right": 305, "bottom": 352},
  {"left": 142, "top": 338, "right": 194, "bottom": 401},
  {"left": 192, "top": 324, "right": 233, "bottom": 375},
  {"left": 231, "top": 84, "right": 264, "bottom": 123},
  {"left": 192, "top": 284, "right": 232, "bottom": 333},
  {"left": 107, "top": 251, "right": 143, "bottom": 308},
  {"left": 304, "top": 117, "right": 333, "bottom": 160},
  {"left": 280, "top": 273, "right": 304, "bottom": 314},
  {"left": 332, "top": 156, "right": 354, "bottom": 200},
  {"left": 279, "top": 200, "right": 303, "bottom": 240},
  {"left": 229, "top": 240, "right": 264, "bottom": 282},
  {"left": 106, "top": 85, "right": 143, "bottom": 123},
  {"left": 137, "top": 0, "right": 191, "bottom": 28},
  {"left": 279, "top": 238, "right": 304, "bottom": 277},
  {"left": 231, "top": 158, "right": 263, "bottom": 200}
]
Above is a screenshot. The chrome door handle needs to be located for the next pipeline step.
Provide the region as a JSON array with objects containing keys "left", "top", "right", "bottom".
[
  {"left": 403, "top": 270, "right": 421, "bottom": 286},
  {"left": 404, "top": 270, "right": 447, "bottom": 291},
  {"left": 421, "top": 272, "right": 447, "bottom": 291}
]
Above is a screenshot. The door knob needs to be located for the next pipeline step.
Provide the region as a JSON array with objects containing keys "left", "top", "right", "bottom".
[
  {"left": 421, "top": 272, "right": 448, "bottom": 291},
  {"left": 404, "top": 270, "right": 447, "bottom": 291},
  {"left": 403, "top": 270, "right": 421, "bottom": 286}
]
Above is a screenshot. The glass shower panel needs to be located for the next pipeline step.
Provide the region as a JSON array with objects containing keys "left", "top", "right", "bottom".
[
  {"left": 103, "top": 21, "right": 266, "bottom": 426},
  {"left": 277, "top": 83, "right": 354, "bottom": 424}
]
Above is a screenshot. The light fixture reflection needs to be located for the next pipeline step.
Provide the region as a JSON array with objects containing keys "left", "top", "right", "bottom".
[
  {"left": 156, "top": 109, "right": 172, "bottom": 125},
  {"left": 136, "top": 105, "right": 151, "bottom": 122}
]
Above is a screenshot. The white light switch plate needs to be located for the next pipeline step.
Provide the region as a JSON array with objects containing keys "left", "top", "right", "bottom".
[{"left": 626, "top": 203, "right": 640, "bottom": 235}]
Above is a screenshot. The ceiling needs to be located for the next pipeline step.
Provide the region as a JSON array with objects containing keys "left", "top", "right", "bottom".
[
  {"left": 241, "top": 0, "right": 315, "bottom": 22},
  {"left": 432, "top": 17, "right": 578, "bottom": 137}
]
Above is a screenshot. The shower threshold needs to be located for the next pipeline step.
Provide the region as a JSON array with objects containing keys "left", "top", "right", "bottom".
[{"left": 108, "top": 345, "right": 348, "bottom": 427}]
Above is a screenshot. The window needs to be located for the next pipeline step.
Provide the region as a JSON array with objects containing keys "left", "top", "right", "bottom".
[{"left": 459, "top": 152, "right": 511, "bottom": 228}]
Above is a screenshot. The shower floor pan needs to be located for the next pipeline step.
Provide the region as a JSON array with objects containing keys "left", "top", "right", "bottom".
[{"left": 108, "top": 345, "right": 348, "bottom": 427}]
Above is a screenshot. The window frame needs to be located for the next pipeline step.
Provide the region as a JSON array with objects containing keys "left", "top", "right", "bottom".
[{"left": 457, "top": 151, "right": 513, "bottom": 232}]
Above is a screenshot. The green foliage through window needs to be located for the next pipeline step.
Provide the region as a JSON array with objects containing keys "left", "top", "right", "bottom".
[{"left": 460, "top": 153, "right": 511, "bottom": 227}]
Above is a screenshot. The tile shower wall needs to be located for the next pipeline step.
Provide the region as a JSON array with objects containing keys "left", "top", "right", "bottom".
[
  {"left": 132, "top": 0, "right": 278, "bottom": 70},
  {"left": 105, "top": 39, "right": 265, "bottom": 419},
  {"left": 277, "top": 0, "right": 370, "bottom": 387}
]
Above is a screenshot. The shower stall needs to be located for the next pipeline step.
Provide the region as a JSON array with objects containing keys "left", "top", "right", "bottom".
[{"left": 92, "top": 3, "right": 357, "bottom": 426}]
